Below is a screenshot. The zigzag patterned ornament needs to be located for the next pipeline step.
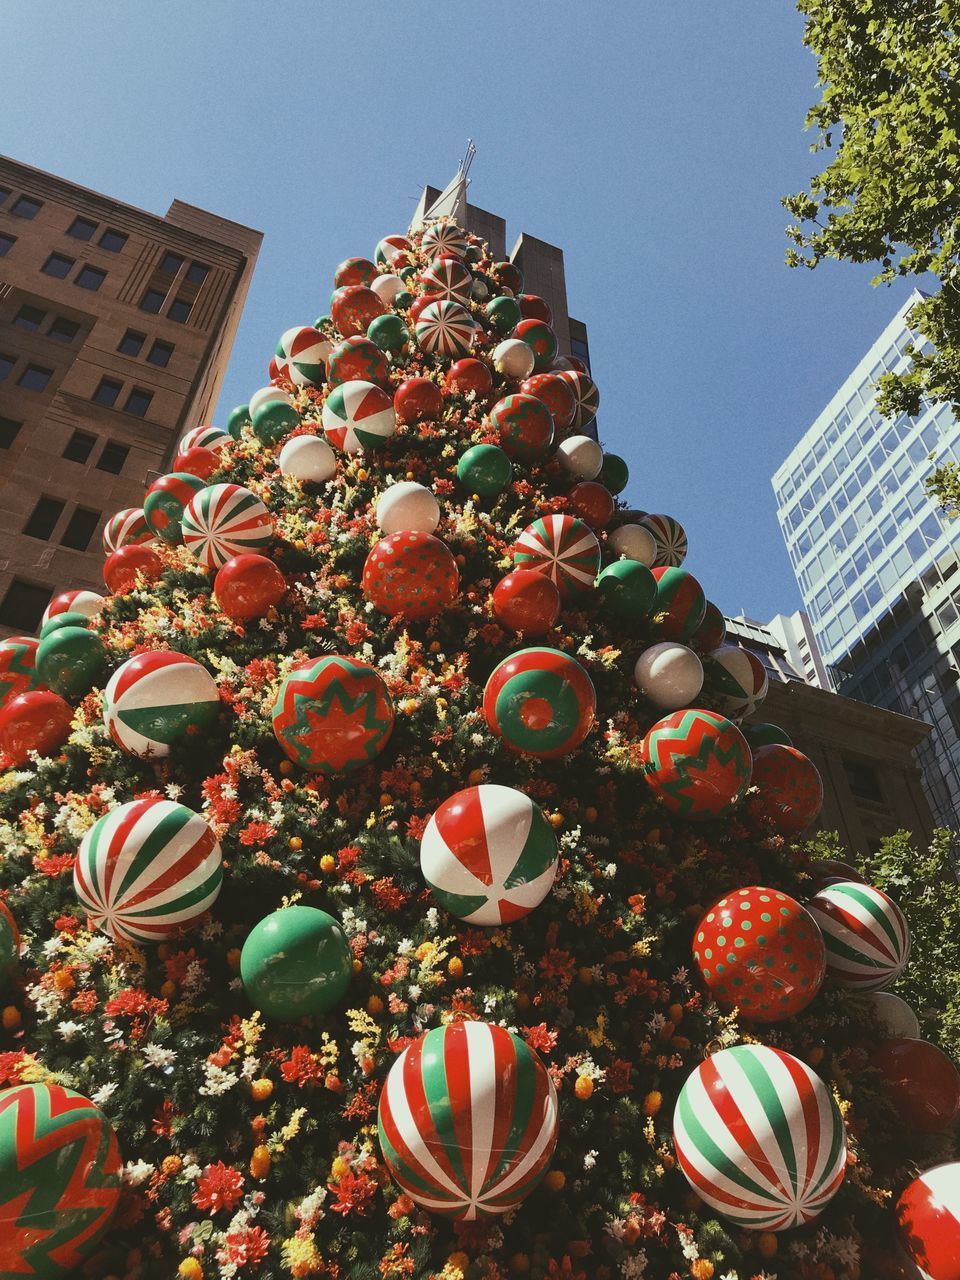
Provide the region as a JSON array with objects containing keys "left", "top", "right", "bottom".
[
  {"left": 378, "top": 1021, "right": 558, "bottom": 1219},
  {"left": 181, "top": 483, "right": 274, "bottom": 569},
  {"left": 272, "top": 655, "right": 394, "bottom": 773},
  {"left": 103, "top": 650, "right": 220, "bottom": 758},
  {"left": 73, "top": 797, "right": 223, "bottom": 942},
  {"left": 639, "top": 708, "right": 752, "bottom": 818},
  {"left": 102, "top": 507, "right": 154, "bottom": 554},
  {"left": 673, "top": 1044, "right": 847, "bottom": 1231},
  {"left": 415, "top": 300, "right": 476, "bottom": 358},
  {"left": 0, "top": 636, "right": 40, "bottom": 707},
  {"left": 512, "top": 515, "right": 600, "bottom": 600},
  {"left": 0, "top": 1082, "right": 122, "bottom": 1279},
  {"left": 322, "top": 379, "right": 397, "bottom": 453},
  {"left": 807, "top": 880, "right": 910, "bottom": 991}
]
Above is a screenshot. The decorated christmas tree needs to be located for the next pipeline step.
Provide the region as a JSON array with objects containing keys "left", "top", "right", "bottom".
[{"left": 0, "top": 187, "right": 958, "bottom": 1280}]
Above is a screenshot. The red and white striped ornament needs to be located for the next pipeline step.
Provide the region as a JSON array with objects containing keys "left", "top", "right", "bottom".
[
  {"left": 102, "top": 508, "right": 154, "bottom": 554},
  {"left": 415, "top": 301, "right": 476, "bottom": 358},
  {"left": 41, "top": 590, "right": 105, "bottom": 626},
  {"left": 181, "top": 484, "right": 274, "bottom": 569},
  {"left": 179, "top": 425, "right": 231, "bottom": 453},
  {"left": 807, "top": 880, "right": 910, "bottom": 991},
  {"left": 103, "top": 650, "right": 220, "bottom": 758},
  {"left": 419, "top": 258, "right": 473, "bottom": 303},
  {"left": 512, "top": 514, "right": 600, "bottom": 599}
]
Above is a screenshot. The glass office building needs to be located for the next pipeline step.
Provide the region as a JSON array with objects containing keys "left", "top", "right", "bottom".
[{"left": 772, "top": 290, "right": 960, "bottom": 828}]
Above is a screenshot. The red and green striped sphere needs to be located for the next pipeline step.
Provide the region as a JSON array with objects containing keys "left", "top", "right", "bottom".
[
  {"left": 375, "top": 234, "right": 413, "bottom": 266},
  {"left": 102, "top": 507, "right": 153, "bottom": 554},
  {"left": 0, "top": 636, "right": 40, "bottom": 708},
  {"left": 513, "top": 514, "right": 600, "bottom": 599},
  {"left": 415, "top": 300, "right": 476, "bottom": 359},
  {"left": 272, "top": 655, "right": 394, "bottom": 774},
  {"left": 181, "top": 483, "right": 274, "bottom": 569},
  {"left": 746, "top": 744, "right": 823, "bottom": 835},
  {"left": 513, "top": 317, "right": 557, "bottom": 372},
  {"left": 488, "top": 393, "right": 555, "bottom": 462},
  {"left": 143, "top": 472, "right": 206, "bottom": 546},
  {"left": 640, "top": 708, "right": 752, "bottom": 819},
  {"left": 0, "top": 1082, "right": 121, "bottom": 1279},
  {"left": 419, "top": 257, "right": 473, "bottom": 304},
  {"left": 651, "top": 567, "right": 706, "bottom": 642},
  {"left": 673, "top": 1044, "right": 846, "bottom": 1230},
  {"left": 322, "top": 379, "right": 397, "bottom": 453},
  {"left": 179, "top": 425, "right": 231, "bottom": 453},
  {"left": 103, "top": 650, "right": 220, "bottom": 758},
  {"left": 421, "top": 221, "right": 470, "bottom": 260},
  {"left": 556, "top": 370, "right": 599, "bottom": 429},
  {"left": 705, "top": 644, "right": 769, "bottom": 719},
  {"left": 693, "top": 887, "right": 826, "bottom": 1022},
  {"left": 807, "top": 880, "right": 910, "bottom": 991},
  {"left": 483, "top": 647, "right": 596, "bottom": 759},
  {"left": 378, "top": 1020, "right": 558, "bottom": 1219},
  {"left": 641, "top": 513, "right": 688, "bottom": 567},
  {"left": 41, "top": 590, "right": 104, "bottom": 626},
  {"left": 362, "top": 531, "right": 459, "bottom": 622}
]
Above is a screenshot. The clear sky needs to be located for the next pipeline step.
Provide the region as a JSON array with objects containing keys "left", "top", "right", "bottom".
[{"left": 3, "top": 0, "right": 913, "bottom": 622}]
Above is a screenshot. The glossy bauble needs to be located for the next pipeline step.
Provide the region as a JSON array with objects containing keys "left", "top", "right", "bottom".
[
  {"left": 370, "top": 272, "right": 404, "bottom": 306},
  {"left": 518, "top": 293, "right": 552, "bottom": 323},
  {"left": 650, "top": 567, "right": 707, "bottom": 642},
  {"left": 419, "top": 257, "right": 473, "bottom": 303},
  {"left": 248, "top": 385, "right": 294, "bottom": 420},
  {"left": 874, "top": 1038, "right": 960, "bottom": 1133},
  {"left": 42, "top": 589, "right": 104, "bottom": 626},
  {"left": 513, "top": 317, "right": 557, "bottom": 371},
  {"left": 105, "top": 534, "right": 163, "bottom": 589},
  {"left": 331, "top": 284, "right": 385, "bottom": 337},
  {"left": 102, "top": 507, "right": 153, "bottom": 553},
  {"left": 143, "top": 472, "right": 205, "bottom": 545},
  {"left": 333, "top": 256, "right": 376, "bottom": 288},
  {"left": 457, "top": 443, "right": 513, "bottom": 497},
  {"left": 326, "top": 335, "right": 390, "bottom": 389},
  {"left": 596, "top": 559, "right": 656, "bottom": 617},
  {"left": 446, "top": 357, "right": 493, "bottom": 398},
  {"left": 568, "top": 480, "right": 615, "bottom": 529},
  {"left": 597, "top": 451, "right": 629, "bottom": 494},
  {"left": 0, "top": 690, "right": 74, "bottom": 765},
  {"left": 367, "top": 313, "right": 409, "bottom": 355},
  {"left": 705, "top": 644, "right": 769, "bottom": 719},
  {"left": 489, "top": 393, "right": 555, "bottom": 462},
  {"left": 375, "top": 234, "right": 414, "bottom": 266},
  {"left": 513, "top": 514, "right": 600, "bottom": 600},
  {"left": 556, "top": 433, "right": 603, "bottom": 479},
  {"left": 742, "top": 721, "right": 792, "bottom": 752},
  {"left": 492, "top": 569, "right": 561, "bottom": 636},
  {"left": 252, "top": 399, "right": 300, "bottom": 447},
  {"left": 179, "top": 425, "right": 231, "bottom": 452},
  {"left": 173, "top": 445, "right": 220, "bottom": 479},
  {"left": 422, "top": 221, "right": 470, "bottom": 260},
  {"left": 375, "top": 482, "right": 440, "bottom": 535},
  {"left": 394, "top": 376, "right": 443, "bottom": 425},
  {"left": 483, "top": 646, "right": 596, "bottom": 759},
  {"left": 608, "top": 523, "right": 657, "bottom": 566},
  {"left": 278, "top": 434, "right": 337, "bottom": 483},
  {"left": 808, "top": 880, "right": 910, "bottom": 990},
  {"left": 634, "top": 642, "right": 704, "bottom": 710},
  {"left": 640, "top": 708, "right": 753, "bottom": 819},
  {"left": 103, "top": 650, "right": 220, "bottom": 758},
  {"left": 485, "top": 295, "right": 522, "bottom": 335},
  {"left": 277, "top": 325, "right": 331, "bottom": 386},
  {"left": 272, "top": 655, "right": 394, "bottom": 773},
  {"left": 0, "top": 636, "right": 40, "bottom": 715},
  {"left": 492, "top": 260, "right": 524, "bottom": 294},
  {"left": 322, "top": 380, "right": 397, "bottom": 453},
  {"left": 214, "top": 554, "right": 286, "bottom": 622},
  {"left": 241, "top": 905, "right": 352, "bottom": 1020},
  {"left": 226, "top": 403, "right": 249, "bottom": 438},
  {"left": 747, "top": 744, "right": 824, "bottom": 835},
  {"left": 691, "top": 600, "right": 727, "bottom": 652},
  {"left": 869, "top": 991, "right": 921, "bottom": 1039},
  {"left": 362, "top": 532, "right": 459, "bottom": 621},
  {"left": 556, "top": 370, "right": 600, "bottom": 429},
  {"left": 493, "top": 337, "right": 535, "bottom": 380},
  {"left": 36, "top": 627, "right": 107, "bottom": 699},
  {"left": 641, "top": 513, "right": 688, "bottom": 567},
  {"left": 520, "top": 372, "right": 577, "bottom": 431},
  {"left": 415, "top": 300, "right": 476, "bottom": 358},
  {"left": 896, "top": 1163, "right": 960, "bottom": 1279},
  {"left": 182, "top": 484, "right": 274, "bottom": 569}
]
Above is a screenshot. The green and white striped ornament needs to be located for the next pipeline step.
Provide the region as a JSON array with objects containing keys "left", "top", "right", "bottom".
[
  {"left": 103, "top": 650, "right": 220, "bottom": 758},
  {"left": 807, "top": 880, "right": 910, "bottom": 991},
  {"left": 181, "top": 483, "right": 274, "bottom": 569}
]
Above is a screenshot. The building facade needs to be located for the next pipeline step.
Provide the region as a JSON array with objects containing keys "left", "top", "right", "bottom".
[
  {"left": 772, "top": 290, "right": 960, "bottom": 829},
  {"left": 764, "top": 609, "right": 830, "bottom": 689},
  {"left": 0, "top": 155, "right": 262, "bottom": 636}
]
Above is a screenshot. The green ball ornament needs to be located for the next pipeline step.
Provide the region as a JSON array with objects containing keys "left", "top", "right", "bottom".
[
  {"left": 399, "top": 265, "right": 418, "bottom": 283},
  {"left": 368, "top": 313, "right": 409, "bottom": 354},
  {"left": 596, "top": 560, "right": 657, "bottom": 618},
  {"left": 742, "top": 722, "right": 793, "bottom": 751},
  {"left": 313, "top": 314, "right": 333, "bottom": 331},
  {"left": 485, "top": 295, "right": 522, "bottom": 335},
  {"left": 598, "top": 452, "right": 629, "bottom": 495},
  {"left": 36, "top": 628, "right": 107, "bottom": 699},
  {"left": 226, "top": 404, "right": 250, "bottom": 440},
  {"left": 457, "top": 444, "right": 513, "bottom": 497},
  {"left": 39, "top": 611, "right": 90, "bottom": 640},
  {"left": 241, "top": 905, "right": 352, "bottom": 1020},
  {"left": 394, "top": 290, "right": 414, "bottom": 311},
  {"left": 252, "top": 400, "right": 300, "bottom": 447}
]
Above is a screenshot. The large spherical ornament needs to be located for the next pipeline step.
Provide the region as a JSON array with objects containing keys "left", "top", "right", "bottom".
[
  {"left": 651, "top": 567, "right": 707, "bottom": 642},
  {"left": 742, "top": 721, "right": 792, "bottom": 752},
  {"left": 102, "top": 507, "right": 153, "bottom": 554},
  {"left": 598, "top": 452, "right": 629, "bottom": 494},
  {"left": 376, "top": 234, "right": 414, "bottom": 266},
  {"left": 420, "top": 257, "right": 473, "bottom": 303},
  {"left": 334, "top": 256, "right": 376, "bottom": 289},
  {"left": 41, "top": 590, "right": 104, "bottom": 627},
  {"left": 251, "top": 399, "right": 300, "bottom": 447},
  {"left": 272, "top": 655, "right": 394, "bottom": 773},
  {"left": 362, "top": 532, "right": 459, "bottom": 621},
  {"left": 492, "top": 569, "right": 561, "bottom": 636},
  {"left": 520, "top": 372, "right": 577, "bottom": 431},
  {"left": 241, "top": 905, "right": 352, "bottom": 1020},
  {"left": 706, "top": 644, "right": 768, "bottom": 719},
  {"left": 489, "top": 393, "right": 555, "bottom": 462},
  {"left": 492, "top": 260, "right": 524, "bottom": 294},
  {"left": 693, "top": 887, "right": 826, "bottom": 1022},
  {"left": 39, "top": 612, "right": 90, "bottom": 640},
  {"left": 326, "top": 336, "right": 390, "bottom": 389},
  {"left": 692, "top": 601, "right": 727, "bottom": 652},
  {"left": 673, "top": 1044, "right": 846, "bottom": 1230},
  {"left": 513, "top": 318, "right": 557, "bottom": 372},
  {"left": 376, "top": 482, "right": 440, "bottom": 536},
  {"left": 248, "top": 384, "right": 294, "bottom": 420},
  {"left": 420, "top": 785, "right": 558, "bottom": 925},
  {"left": 278, "top": 433, "right": 337, "bottom": 483},
  {"left": 331, "top": 284, "right": 386, "bottom": 338},
  {"left": 556, "top": 370, "right": 600, "bottom": 429},
  {"left": 408, "top": 293, "right": 438, "bottom": 326},
  {"left": 556, "top": 433, "right": 603, "bottom": 479},
  {"left": 807, "top": 880, "right": 910, "bottom": 991},
  {"left": 226, "top": 403, "right": 250, "bottom": 438},
  {"left": 277, "top": 325, "right": 331, "bottom": 387},
  {"left": 370, "top": 272, "right": 405, "bottom": 306},
  {"left": 483, "top": 647, "right": 596, "bottom": 759},
  {"left": 0, "top": 637, "right": 40, "bottom": 708},
  {"left": 457, "top": 444, "right": 513, "bottom": 497},
  {"left": 634, "top": 642, "right": 704, "bottom": 710},
  {"left": 608, "top": 523, "right": 657, "bottom": 566},
  {"left": 173, "top": 445, "right": 220, "bottom": 480},
  {"left": 747, "top": 744, "right": 823, "bottom": 835},
  {"left": 518, "top": 293, "right": 552, "bottom": 323},
  {"left": 104, "top": 544, "right": 165, "bottom": 594},
  {"left": 180, "top": 424, "right": 232, "bottom": 453},
  {"left": 641, "top": 513, "right": 688, "bottom": 567},
  {"left": 513, "top": 515, "right": 601, "bottom": 600},
  {"left": 869, "top": 991, "right": 921, "bottom": 1039},
  {"left": 143, "top": 472, "right": 205, "bottom": 545},
  {"left": 367, "top": 312, "right": 409, "bottom": 355},
  {"left": 874, "top": 1038, "right": 960, "bottom": 1133},
  {"left": 394, "top": 376, "right": 444, "bottom": 424},
  {"left": 596, "top": 560, "right": 656, "bottom": 618},
  {"left": 0, "top": 1082, "right": 121, "bottom": 1278},
  {"left": 378, "top": 1021, "right": 558, "bottom": 1219},
  {"left": 446, "top": 357, "right": 493, "bottom": 398},
  {"left": 103, "top": 650, "right": 220, "bottom": 758},
  {"left": 568, "top": 481, "right": 615, "bottom": 529},
  {"left": 74, "top": 798, "right": 222, "bottom": 942},
  {"left": 421, "top": 221, "right": 469, "bottom": 260},
  {"left": 493, "top": 338, "right": 535, "bottom": 380},
  {"left": 0, "top": 691, "right": 73, "bottom": 765},
  {"left": 640, "top": 709, "right": 752, "bottom": 819},
  {"left": 485, "top": 295, "right": 522, "bottom": 335},
  {"left": 181, "top": 483, "right": 274, "bottom": 569},
  {"left": 214, "top": 554, "right": 286, "bottom": 622},
  {"left": 897, "top": 1163, "right": 960, "bottom": 1279},
  {"left": 415, "top": 300, "right": 476, "bottom": 358},
  {"left": 322, "top": 380, "right": 397, "bottom": 453},
  {"left": 36, "top": 628, "right": 106, "bottom": 700}
]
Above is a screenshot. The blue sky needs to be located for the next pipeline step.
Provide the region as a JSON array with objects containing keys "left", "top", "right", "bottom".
[{"left": 4, "top": 1, "right": 912, "bottom": 622}]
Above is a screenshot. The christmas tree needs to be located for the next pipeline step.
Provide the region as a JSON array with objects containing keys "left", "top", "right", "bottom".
[{"left": 0, "top": 194, "right": 958, "bottom": 1280}]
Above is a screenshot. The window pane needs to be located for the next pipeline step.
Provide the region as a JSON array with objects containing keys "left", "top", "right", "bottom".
[
  {"left": 0, "top": 354, "right": 16, "bottom": 381},
  {"left": 124, "top": 387, "right": 153, "bottom": 418},
  {"left": 146, "top": 339, "right": 173, "bottom": 368},
  {"left": 159, "top": 251, "right": 184, "bottom": 276},
  {"left": 0, "top": 186, "right": 10, "bottom": 206},
  {"left": 98, "top": 228, "right": 127, "bottom": 253},
  {"left": 42, "top": 252, "right": 74, "bottom": 279},
  {"left": 17, "top": 365, "right": 53, "bottom": 392},
  {"left": 60, "top": 507, "right": 101, "bottom": 552},
  {"left": 186, "top": 261, "right": 209, "bottom": 285},
  {"left": 140, "top": 288, "right": 165, "bottom": 314},
  {"left": 75, "top": 265, "right": 106, "bottom": 291},
  {"left": 11, "top": 196, "right": 42, "bottom": 219},
  {"left": 117, "top": 329, "right": 145, "bottom": 357},
  {"left": 67, "top": 215, "right": 97, "bottom": 241},
  {"left": 62, "top": 430, "right": 97, "bottom": 463},
  {"left": 0, "top": 581, "right": 52, "bottom": 632},
  {"left": 0, "top": 417, "right": 22, "bottom": 448},
  {"left": 13, "top": 305, "right": 45, "bottom": 330},
  {"left": 23, "top": 496, "right": 65, "bottom": 540},
  {"left": 96, "top": 441, "right": 129, "bottom": 474},
  {"left": 0, "top": 233, "right": 15, "bottom": 257},
  {"left": 844, "top": 759, "right": 884, "bottom": 803},
  {"left": 168, "top": 296, "right": 192, "bottom": 323},
  {"left": 92, "top": 377, "right": 122, "bottom": 407},
  {"left": 48, "top": 316, "right": 80, "bottom": 343}
]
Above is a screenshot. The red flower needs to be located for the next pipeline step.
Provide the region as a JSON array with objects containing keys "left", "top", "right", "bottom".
[
  {"left": 538, "top": 948, "right": 576, "bottom": 990},
  {"left": 371, "top": 877, "right": 410, "bottom": 912},
  {"left": 0, "top": 1051, "right": 30, "bottom": 1087},
  {"left": 606, "top": 1059, "right": 634, "bottom": 1094},
  {"left": 406, "top": 815, "right": 428, "bottom": 841},
  {"left": 35, "top": 853, "right": 75, "bottom": 878},
  {"left": 54, "top": 914, "right": 81, "bottom": 934},
  {"left": 70, "top": 989, "right": 98, "bottom": 1015},
  {"left": 547, "top": 1259, "right": 586, "bottom": 1280},
  {"left": 217, "top": 1224, "right": 270, "bottom": 1267},
  {"left": 192, "top": 1161, "right": 245, "bottom": 1213},
  {"left": 280, "top": 1045, "right": 323, "bottom": 1088},
  {"left": 522, "top": 1023, "right": 558, "bottom": 1054},
  {"left": 104, "top": 989, "right": 168, "bottom": 1022},
  {"left": 328, "top": 1168, "right": 378, "bottom": 1217},
  {"left": 239, "top": 821, "right": 277, "bottom": 847}
]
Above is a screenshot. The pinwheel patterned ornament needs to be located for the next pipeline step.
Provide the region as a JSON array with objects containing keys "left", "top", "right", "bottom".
[
  {"left": 639, "top": 708, "right": 753, "bottom": 819},
  {"left": 512, "top": 515, "right": 600, "bottom": 600},
  {"left": 322, "top": 379, "right": 397, "bottom": 453},
  {"left": 181, "top": 483, "right": 274, "bottom": 569},
  {"left": 419, "top": 257, "right": 473, "bottom": 303},
  {"left": 102, "top": 507, "right": 154, "bottom": 554},
  {"left": 272, "top": 655, "right": 394, "bottom": 773},
  {"left": 421, "top": 221, "right": 470, "bottom": 260},
  {"left": 415, "top": 300, "right": 476, "bottom": 358}
]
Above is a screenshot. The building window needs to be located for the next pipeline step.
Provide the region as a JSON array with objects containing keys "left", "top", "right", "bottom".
[
  {"left": 13, "top": 304, "right": 46, "bottom": 331},
  {"left": 124, "top": 387, "right": 153, "bottom": 418},
  {"left": 17, "top": 364, "right": 53, "bottom": 392},
  {"left": 844, "top": 759, "right": 885, "bottom": 804},
  {"left": 63, "top": 429, "right": 97, "bottom": 463},
  {"left": 96, "top": 441, "right": 129, "bottom": 474},
  {"left": 98, "top": 228, "right": 127, "bottom": 253},
  {"left": 146, "top": 339, "right": 174, "bottom": 368},
  {"left": 92, "top": 377, "right": 122, "bottom": 408},
  {"left": 0, "top": 186, "right": 10, "bottom": 206},
  {"left": 11, "top": 195, "right": 42, "bottom": 219},
  {"left": 42, "top": 252, "right": 75, "bottom": 279},
  {"left": 0, "top": 417, "right": 22, "bottom": 449},
  {"left": 0, "top": 354, "right": 15, "bottom": 381},
  {"left": 23, "top": 496, "right": 66, "bottom": 540},
  {"left": 67, "top": 215, "right": 98, "bottom": 241},
  {"left": 159, "top": 251, "right": 184, "bottom": 277},
  {"left": 168, "top": 296, "right": 192, "bottom": 324},
  {"left": 0, "top": 233, "right": 15, "bottom": 257},
  {"left": 0, "top": 580, "right": 52, "bottom": 632},
  {"left": 186, "top": 261, "right": 209, "bottom": 285},
  {"left": 75, "top": 265, "right": 106, "bottom": 292},
  {"left": 118, "top": 329, "right": 145, "bottom": 357},
  {"left": 47, "top": 316, "right": 80, "bottom": 343},
  {"left": 60, "top": 507, "right": 101, "bottom": 552},
  {"left": 140, "top": 288, "right": 165, "bottom": 314}
]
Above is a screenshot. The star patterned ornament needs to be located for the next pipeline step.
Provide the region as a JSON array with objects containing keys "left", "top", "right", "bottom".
[{"left": 271, "top": 655, "right": 395, "bottom": 773}]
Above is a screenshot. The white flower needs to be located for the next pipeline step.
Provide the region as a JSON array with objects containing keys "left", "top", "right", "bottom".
[
  {"left": 57, "top": 1020, "right": 83, "bottom": 1040},
  {"left": 407, "top": 985, "right": 422, "bottom": 1000},
  {"left": 123, "top": 1159, "right": 154, "bottom": 1186},
  {"left": 85, "top": 934, "right": 113, "bottom": 959},
  {"left": 583, "top": 1149, "right": 597, "bottom": 1170},
  {"left": 397, "top": 939, "right": 414, "bottom": 956},
  {"left": 605, "top": 1217, "right": 627, "bottom": 1241},
  {"left": 165, "top": 783, "right": 184, "bottom": 800},
  {"left": 425, "top": 907, "right": 439, "bottom": 931},
  {"left": 142, "top": 1043, "right": 177, "bottom": 1069},
  {"left": 92, "top": 1082, "right": 118, "bottom": 1106},
  {"left": 43, "top": 937, "right": 64, "bottom": 958},
  {"left": 672, "top": 966, "right": 690, "bottom": 985},
  {"left": 620, "top": 1252, "right": 648, "bottom": 1278},
  {"left": 199, "top": 1064, "right": 238, "bottom": 1097}
]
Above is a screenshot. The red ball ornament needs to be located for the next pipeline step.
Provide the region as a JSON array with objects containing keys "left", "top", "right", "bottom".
[
  {"left": 693, "top": 886, "right": 826, "bottom": 1022},
  {"left": 331, "top": 285, "right": 385, "bottom": 338},
  {"left": 408, "top": 294, "right": 438, "bottom": 325},
  {"left": 326, "top": 336, "right": 390, "bottom": 389},
  {"left": 556, "top": 354, "right": 589, "bottom": 374},
  {"left": 214, "top": 554, "right": 287, "bottom": 622},
  {"left": 362, "top": 532, "right": 459, "bottom": 621},
  {"left": 333, "top": 256, "right": 376, "bottom": 288},
  {"left": 0, "top": 690, "right": 74, "bottom": 765},
  {"left": 394, "top": 377, "right": 444, "bottom": 425},
  {"left": 518, "top": 294, "right": 553, "bottom": 324},
  {"left": 519, "top": 373, "right": 577, "bottom": 431},
  {"left": 492, "top": 569, "right": 561, "bottom": 636},
  {"left": 568, "top": 481, "right": 615, "bottom": 529},
  {"left": 104, "top": 544, "right": 164, "bottom": 594},
  {"left": 173, "top": 446, "right": 220, "bottom": 480},
  {"left": 747, "top": 744, "right": 823, "bottom": 835},
  {"left": 874, "top": 1038, "right": 960, "bottom": 1133},
  {"left": 446, "top": 358, "right": 493, "bottom": 399},
  {"left": 896, "top": 1163, "right": 960, "bottom": 1280},
  {"left": 492, "top": 261, "right": 523, "bottom": 295},
  {"left": 488, "top": 393, "right": 554, "bottom": 462}
]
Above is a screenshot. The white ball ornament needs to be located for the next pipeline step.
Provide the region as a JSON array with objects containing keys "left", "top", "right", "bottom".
[
  {"left": 634, "top": 642, "right": 704, "bottom": 710},
  {"left": 867, "top": 991, "right": 921, "bottom": 1039},
  {"left": 375, "top": 482, "right": 440, "bottom": 536},
  {"left": 556, "top": 434, "right": 604, "bottom": 480},
  {"left": 370, "top": 274, "right": 404, "bottom": 305},
  {"left": 609, "top": 523, "right": 657, "bottom": 566},
  {"left": 493, "top": 338, "right": 536, "bottom": 380},
  {"left": 278, "top": 435, "right": 337, "bottom": 483},
  {"left": 249, "top": 385, "right": 295, "bottom": 419}
]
